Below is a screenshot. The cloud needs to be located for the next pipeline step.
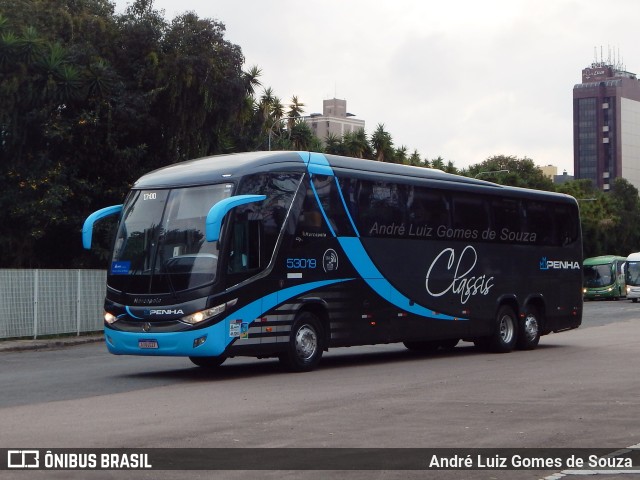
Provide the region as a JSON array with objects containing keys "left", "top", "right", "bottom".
[{"left": 113, "top": 0, "right": 640, "bottom": 174}]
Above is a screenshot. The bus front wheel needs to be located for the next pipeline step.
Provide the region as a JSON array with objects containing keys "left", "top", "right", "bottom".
[
  {"left": 189, "top": 356, "right": 226, "bottom": 368},
  {"left": 279, "top": 311, "right": 323, "bottom": 372},
  {"left": 487, "top": 305, "right": 517, "bottom": 353}
]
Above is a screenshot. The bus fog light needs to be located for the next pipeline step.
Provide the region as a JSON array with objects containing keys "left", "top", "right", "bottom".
[
  {"left": 193, "top": 335, "right": 207, "bottom": 348},
  {"left": 104, "top": 312, "right": 117, "bottom": 324}
]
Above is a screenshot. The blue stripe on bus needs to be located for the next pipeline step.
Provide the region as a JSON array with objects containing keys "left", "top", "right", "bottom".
[
  {"left": 333, "top": 177, "right": 360, "bottom": 237},
  {"left": 222, "top": 278, "right": 354, "bottom": 346},
  {"left": 299, "top": 151, "right": 458, "bottom": 321},
  {"left": 106, "top": 278, "right": 354, "bottom": 357},
  {"left": 125, "top": 306, "right": 143, "bottom": 319},
  {"left": 308, "top": 175, "right": 337, "bottom": 238},
  {"left": 337, "top": 237, "right": 465, "bottom": 321}
]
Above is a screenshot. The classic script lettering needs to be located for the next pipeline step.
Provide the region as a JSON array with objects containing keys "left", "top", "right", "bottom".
[{"left": 425, "top": 245, "right": 495, "bottom": 304}]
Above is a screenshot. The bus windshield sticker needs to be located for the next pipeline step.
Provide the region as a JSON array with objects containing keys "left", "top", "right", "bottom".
[
  {"left": 229, "top": 320, "right": 242, "bottom": 338},
  {"left": 240, "top": 323, "right": 249, "bottom": 339},
  {"left": 110, "top": 261, "right": 130, "bottom": 275}
]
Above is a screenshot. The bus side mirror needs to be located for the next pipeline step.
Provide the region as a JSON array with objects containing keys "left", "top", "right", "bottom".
[
  {"left": 82, "top": 205, "right": 123, "bottom": 250},
  {"left": 205, "top": 194, "right": 266, "bottom": 242}
]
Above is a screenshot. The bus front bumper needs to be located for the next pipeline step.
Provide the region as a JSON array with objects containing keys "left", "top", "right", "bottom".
[{"left": 104, "top": 321, "right": 229, "bottom": 357}]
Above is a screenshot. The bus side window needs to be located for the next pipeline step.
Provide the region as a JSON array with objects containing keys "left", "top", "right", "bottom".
[
  {"left": 452, "top": 195, "right": 489, "bottom": 233},
  {"left": 524, "top": 201, "right": 554, "bottom": 246},
  {"left": 491, "top": 198, "right": 521, "bottom": 242},
  {"left": 411, "top": 187, "right": 450, "bottom": 230},
  {"left": 228, "top": 210, "right": 262, "bottom": 274},
  {"left": 312, "top": 175, "right": 354, "bottom": 236},
  {"left": 293, "top": 182, "right": 330, "bottom": 249},
  {"left": 555, "top": 204, "right": 579, "bottom": 245}
]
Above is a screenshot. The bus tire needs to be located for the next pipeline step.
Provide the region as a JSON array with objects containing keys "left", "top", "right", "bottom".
[
  {"left": 488, "top": 305, "right": 517, "bottom": 353},
  {"left": 633, "top": 298, "right": 638, "bottom": 303},
  {"left": 189, "top": 356, "right": 226, "bottom": 368},
  {"left": 516, "top": 306, "right": 541, "bottom": 350},
  {"left": 279, "top": 311, "right": 323, "bottom": 372}
]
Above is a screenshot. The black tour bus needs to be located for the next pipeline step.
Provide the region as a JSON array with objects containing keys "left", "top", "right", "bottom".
[{"left": 83, "top": 151, "right": 583, "bottom": 371}]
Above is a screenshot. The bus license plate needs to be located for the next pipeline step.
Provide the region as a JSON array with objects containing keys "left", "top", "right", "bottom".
[{"left": 139, "top": 339, "right": 158, "bottom": 349}]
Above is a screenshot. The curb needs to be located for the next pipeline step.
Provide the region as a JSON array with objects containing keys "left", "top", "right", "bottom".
[{"left": 0, "top": 334, "right": 103, "bottom": 353}]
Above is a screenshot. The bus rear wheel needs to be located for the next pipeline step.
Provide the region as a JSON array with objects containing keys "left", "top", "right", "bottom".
[
  {"left": 516, "top": 306, "right": 541, "bottom": 350},
  {"left": 189, "top": 356, "right": 226, "bottom": 368},
  {"left": 487, "top": 305, "right": 517, "bottom": 353},
  {"left": 279, "top": 311, "right": 323, "bottom": 372}
]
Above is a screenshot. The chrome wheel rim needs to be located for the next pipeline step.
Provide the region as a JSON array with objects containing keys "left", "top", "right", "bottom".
[
  {"left": 523, "top": 314, "right": 539, "bottom": 342},
  {"left": 295, "top": 325, "right": 317, "bottom": 361},
  {"left": 499, "top": 314, "right": 515, "bottom": 344}
]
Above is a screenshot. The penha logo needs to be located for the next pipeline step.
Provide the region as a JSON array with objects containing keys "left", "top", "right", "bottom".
[
  {"left": 539, "top": 257, "right": 580, "bottom": 270},
  {"left": 144, "top": 309, "right": 184, "bottom": 316}
]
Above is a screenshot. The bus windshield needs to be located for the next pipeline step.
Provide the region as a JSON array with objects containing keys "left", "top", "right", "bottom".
[
  {"left": 625, "top": 261, "right": 640, "bottom": 286},
  {"left": 109, "top": 183, "right": 234, "bottom": 294},
  {"left": 583, "top": 264, "right": 614, "bottom": 288}
]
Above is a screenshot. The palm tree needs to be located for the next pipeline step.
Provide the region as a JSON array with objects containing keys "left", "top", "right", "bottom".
[
  {"left": 352, "top": 128, "right": 372, "bottom": 159},
  {"left": 243, "top": 65, "right": 262, "bottom": 96},
  {"left": 371, "top": 123, "right": 393, "bottom": 162},
  {"left": 258, "top": 87, "right": 275, "bottom": 123},
  {"left": 286, "top": 95, "right": 305, "bottom": 132},
  {"left": 324, "top": 132, "right": 343, "bottom": 154},
  {"left": 289, "top": 119, "right": 314, "bottom": 151},
  {"left": 395, "top": 146, "right": 408, "bottom": 165},
  {"left": 431, "top": 156, "right": 445, "bottom": 170},
  {"left": 408, "top": 149, "right": 423, "bottom": 167}
]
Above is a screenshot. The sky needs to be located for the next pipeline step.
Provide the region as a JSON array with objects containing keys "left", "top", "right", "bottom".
[{"left": 113, "top": 0, "right": 640, "bottom": 174}]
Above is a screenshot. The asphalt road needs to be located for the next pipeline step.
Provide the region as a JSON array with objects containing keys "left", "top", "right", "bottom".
[{"left": 0, "top": 300, "right": 639, "bottom": 480}]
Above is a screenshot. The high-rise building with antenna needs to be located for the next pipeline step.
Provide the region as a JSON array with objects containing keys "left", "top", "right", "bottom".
[{"left": 573, "top": 49, "right": 640, "bottom": 191}]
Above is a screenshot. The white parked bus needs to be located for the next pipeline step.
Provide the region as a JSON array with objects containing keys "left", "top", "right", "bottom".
[{"left": 625, "top": 252, "right": 640, "bottom": 302}]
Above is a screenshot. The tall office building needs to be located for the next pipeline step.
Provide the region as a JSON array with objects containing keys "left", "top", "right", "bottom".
[
  {"left": 573, "top": 56, "right": 640, "bottom": 191},
  {"left": 304, "top": 98, "right": 365, "bottom": 142}
]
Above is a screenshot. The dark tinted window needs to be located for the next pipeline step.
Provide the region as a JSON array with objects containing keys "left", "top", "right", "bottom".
[{"left": 226, "top": 173, "right": 302, "bottom": 280}]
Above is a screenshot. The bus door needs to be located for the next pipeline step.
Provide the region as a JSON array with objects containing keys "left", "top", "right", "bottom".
[{"left": 221, "top": 172, "right": 303, "bottom": 346}]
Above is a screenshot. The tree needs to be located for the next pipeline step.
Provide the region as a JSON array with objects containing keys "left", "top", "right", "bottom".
[
  {"left": 0, "top": 0, "right": 251, "bottom": 267},
  {"left": 407, "top": 150, "right": 424, "bottom": 167},
  {"left": 430, "top": 156, "right": 445, "bottom": 170},
  {"left": 371, "top": 123, "right": 393, "bottom": 162},
  {"left": 466, "top": 155, "right": 554, "bottom": 190},
  {"left": 556, "top": 179, "right": 618, "bottom": 257},
  {"left": 608, "top": 178, "right": 640, "bottom": 255}
]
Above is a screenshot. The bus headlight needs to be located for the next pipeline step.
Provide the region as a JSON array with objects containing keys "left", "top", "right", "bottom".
[
  {"left": 181, "top": 298, "right": 237, "bottom": 325},
  {"left": 104, "top": 312, "right": 118, "bottom": 324}
]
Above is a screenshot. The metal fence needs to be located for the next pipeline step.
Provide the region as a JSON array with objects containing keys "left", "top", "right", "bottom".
[{"left": 0, "top": 269, "right": 106, "bottom": 339}]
